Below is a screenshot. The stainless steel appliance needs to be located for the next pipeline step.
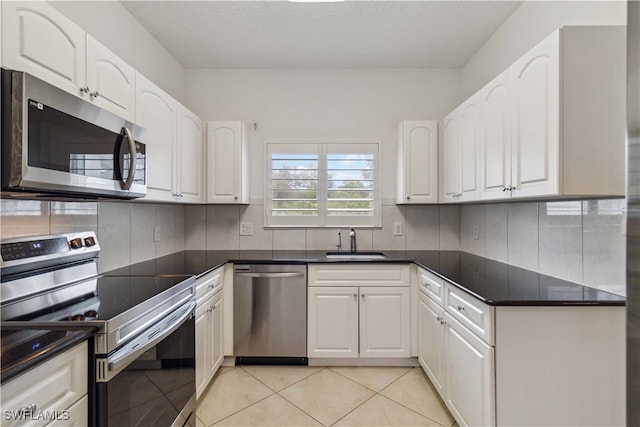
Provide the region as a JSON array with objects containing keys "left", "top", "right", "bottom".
[
  {"left": 0, "top": 232, "right": 196, "bottom": 427},
  {"left": 233, "top": 264, "right": 307, "bottom": 364},
  {"left": 1, "top": 69, "right": 147, "bottom": 199},
  {"left": 628, "top": 4, "right": 640, "bottom": 424}
]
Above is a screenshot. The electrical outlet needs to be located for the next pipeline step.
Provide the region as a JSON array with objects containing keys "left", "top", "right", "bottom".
[
  {"left": 240, "top": 222, "right": 254, "bottom": 236},
  {"left": 473, "top": 224, "right": 479, "bottom": 240},
  {"left": 154, "top": 226, "right": 160, "bottom": 242},
  {"left": 393, "top": 222, "right": 403, "bottom": 236}
]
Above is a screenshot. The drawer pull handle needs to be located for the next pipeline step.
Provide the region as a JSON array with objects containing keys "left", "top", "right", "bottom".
[
  {"left": 207, "top": 284, "right": 215, "bottom": 289},
  {"left": 424, "top": 283, "right": 431, "bottom": 288},
  {"left": 436, "top": 316, "right": 442, "bottom": 322},
  {"left": 457, "top": 306, "right": 465, "bottom": 312}
]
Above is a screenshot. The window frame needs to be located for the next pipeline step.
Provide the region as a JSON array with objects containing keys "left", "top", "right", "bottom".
[{"left": 265, "top": 139, "right": 381, "bottom": 228}]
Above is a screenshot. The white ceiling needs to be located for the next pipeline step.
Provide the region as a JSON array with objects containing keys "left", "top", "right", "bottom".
[{"left": 121, "top": 1, "right": 522, "bottom": 69}]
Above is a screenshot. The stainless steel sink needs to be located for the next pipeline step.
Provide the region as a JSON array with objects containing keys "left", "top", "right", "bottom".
[{"left": 325, "top": 251, "right": 387, "bottom": 260}]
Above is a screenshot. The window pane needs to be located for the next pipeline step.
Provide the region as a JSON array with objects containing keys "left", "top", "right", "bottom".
[
  {"left": 327, "top": 153, "right": 374, "bottom": 217},
  {"left": 271, "top": 152, "right": 319, "bottom": 217}
]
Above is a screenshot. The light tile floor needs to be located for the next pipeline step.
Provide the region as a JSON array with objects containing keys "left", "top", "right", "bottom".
[{"left": 196, "top": 366, "right": 457, "bottom": 427}]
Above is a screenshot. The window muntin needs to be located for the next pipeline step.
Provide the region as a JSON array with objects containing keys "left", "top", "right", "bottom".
[{"left": 266, "top": 141, "right": 380, "bottom": 227}]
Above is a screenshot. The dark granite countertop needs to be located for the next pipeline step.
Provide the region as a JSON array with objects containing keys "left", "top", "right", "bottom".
[
  {"left": 0, "top": 324, "right": 96, "bottom": 382},
  {"left": 104, "top": 250, "right": 625, "bottom": 306}
]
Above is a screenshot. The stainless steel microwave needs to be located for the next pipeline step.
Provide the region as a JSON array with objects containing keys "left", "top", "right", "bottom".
[{"left": 1, "top": 69, "right": 147, "bottom": 199}]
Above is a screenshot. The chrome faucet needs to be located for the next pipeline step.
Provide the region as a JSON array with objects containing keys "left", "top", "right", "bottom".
[
  {"left": 349, "top": 228, "right": 357, "bottom": 253},
  {"left": 336, "top": 231, "right": 342, "bottom": 252}
]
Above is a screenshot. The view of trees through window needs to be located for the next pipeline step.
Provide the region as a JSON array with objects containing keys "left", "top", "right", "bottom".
[{"left": 270, "top": 152, "right": 375, "bottom": 217}]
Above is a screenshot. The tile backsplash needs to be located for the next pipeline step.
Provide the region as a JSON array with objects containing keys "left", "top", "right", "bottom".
[
  {"left": 0, "top": 199, "right": 186, "bottom": 273},
  {"left": 1, "top": 197, "right": 626, "bottom": 296},
  {"left": 459, "top": 199, "right": 626, "bottom": 296}
]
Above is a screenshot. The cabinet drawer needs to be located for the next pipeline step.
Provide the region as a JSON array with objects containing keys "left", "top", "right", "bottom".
[
  {"left": 1, "top": 342, "right": 88, "bottom": 427},
  {"left": 308, "top": 264, "right": 410, "bottom": 287},
  {"left": 196, "top": 267, "right": 223, "bottom": 304},
  {"left": 418, "top": 267, "right": 444, "bottom": 305},
  {"left": 444, "top": 284, "right": 494, "bottom": 345}
]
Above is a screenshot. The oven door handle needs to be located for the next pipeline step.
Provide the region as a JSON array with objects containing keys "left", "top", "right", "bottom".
[{"left": 97, "top": 299, "right": 196, "bottom": 382}]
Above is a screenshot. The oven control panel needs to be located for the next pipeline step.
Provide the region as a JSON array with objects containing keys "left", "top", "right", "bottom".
[{"left": 0, "top": 232, "right": 100, "bottom": 264}]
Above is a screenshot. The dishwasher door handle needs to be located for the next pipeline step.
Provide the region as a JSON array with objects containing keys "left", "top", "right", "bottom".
[{"left": 234, "top": 272, "right": 305, "bottom": 278}]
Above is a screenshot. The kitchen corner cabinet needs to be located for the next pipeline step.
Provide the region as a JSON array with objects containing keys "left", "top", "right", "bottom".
[
  {"left": 206, "top": 121, "right": 249, "bottom": 204},
  {"left": 440, "top": 95, "right": 481, "bottom": 203},
  {"left": 2, "top": 1, "right": 136, "bottom": 121},
  {"left": 481, "top": 26, "right": 625, "bottom": 201},
  {"left": 1, "top": 341, "right": 89, "bottom": 427},
  {"left": 307, "top": 264, "right": 411, "bottom": 359},
  {"left": 195, "top": 268, "right": 224, "bottom": 399},
  {"left": 396, "top": 120, "right": 438, "bottom": 204}
]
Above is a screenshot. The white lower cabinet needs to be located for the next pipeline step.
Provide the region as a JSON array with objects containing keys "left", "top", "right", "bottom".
[
  {"left": 195, "top": 268, "right": 224, "bottom": 399},
  {"left": 444, "top": 312, "right": 495, "bottom": 427},
  {"left": 307, "top": 264, "right": 411, "bottom": 360},
  {"left": 417, "top": 291, "right": 444, "bottom": 394},
  {"left": 417, "top": 274, "right": 495, "bottom": 427},
  {"left": 1, "top": 341, "right": 88, "bottom": 427},
  {"left": 417, "top": 267, "right": 625, "bottom": 427}
]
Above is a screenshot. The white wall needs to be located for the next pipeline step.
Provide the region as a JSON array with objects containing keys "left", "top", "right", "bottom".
[
  {"left": 186, "top": 68, "right": 461, "bottom": 202},
  {"left": 50, "top": 1, "right": 187, "bottom": 103},
  {"left": 460, "top": 0, "right": 627, "bottom": 100}
]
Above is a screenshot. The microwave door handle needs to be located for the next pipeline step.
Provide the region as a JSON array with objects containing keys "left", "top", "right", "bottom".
[{"left": 121, "top": 127, "right": 137, "bottom": 191}]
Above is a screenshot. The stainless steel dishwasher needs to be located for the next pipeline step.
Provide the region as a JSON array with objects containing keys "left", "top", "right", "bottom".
[{"left": 233, "top": 264, "right": 307, "bottom": 364}]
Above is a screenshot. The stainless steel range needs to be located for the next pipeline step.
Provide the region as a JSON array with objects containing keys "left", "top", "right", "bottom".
[{"left": 0, "top": 232, "right": 197, "bottom": 427}]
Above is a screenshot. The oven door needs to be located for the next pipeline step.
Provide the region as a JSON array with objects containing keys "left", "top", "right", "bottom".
[
  {"left": 94, "top": 302, "right": 196, "bottom": 427},
  {"left": 1, "top": 70, "right": 147, "bottom": 199}
]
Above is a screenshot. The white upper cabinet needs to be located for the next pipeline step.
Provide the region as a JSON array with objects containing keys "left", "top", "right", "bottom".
[
  {"left": 440, "top": 112, "right": 461, "bottom": 203},
  {"left": 480, "top": 68, "right": 512, "bottom": 200},
  {"left": 2, "top": 1, "right": 86, "bottom": 94},
  {"left": 86, "top": 35, "right": 135, "bottom": 121},
  {"left": 177, "top": 105, "right": 204, "bottom": 203},
  {"left": 206, "top": 121, "right": 249, "bottom": 204},
  {"left": 511, "top": 31, "right": 560, "bottom": 198},
  {"left": 2, "top": 2, "right": 136, "bottom": 121},
  {"left": 136, "top": 73, "right": 178, "bottom": 202},
  {"left": 396, "top": 120, "right": 438, "bottom": 204},
  {"left": 458, "top": 97, "right": 481, "bottom": 201},
  {"left": 440, "top": 94, "right": 481, "bottom": 203},
  {"left": 446, "top": 26, "right": 625, "bottom": 203}
]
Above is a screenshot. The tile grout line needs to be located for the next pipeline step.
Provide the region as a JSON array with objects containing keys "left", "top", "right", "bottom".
[{"left": 327, "top": 392, "right": 379, "bottom": 427}]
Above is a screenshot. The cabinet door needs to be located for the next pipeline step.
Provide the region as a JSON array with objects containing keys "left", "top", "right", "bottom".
[
  {"left": 458, "top": 97, "right": 481, "bottom": 202},
  {"left": 86, "top": 35, "right": 135, "bottom": 121},
  {"left": 47, "top": 395, "right": 88, "bottom": 427},
  {"left": 308, "top": 287, "right": 359, "bottom": 358},
  {"left": 210, "top": 292, "right": 224, "bottom": 379},
  {"left": 1, "top": 342, "right": 88, "bottom": 427},
  {"left": 444, "top": 313, "right": 495, "bottom": 427},
  {"left": 511, "top": 30, "right": 560, "bottom": 198},
  {"left": 207, "top": 121, "right": 248, "bottom": 204},
  {"left": 177, "top": 105, "right": 203, "bottom": 203},
  {"left": 2, "top": 1, "right": 86, "bottom": 96},
  {"left": 195, "top": 303, "right": 209, "bottom": 399},
  {"left": 418, "top": 292, "right": 445, "bottom": 395},
  {"left": 359, "top": 287, "right": 410, "bottom": 358},
  {"left": 397, "top": 121, "right": 438, "bottom": 204},
  {"left": 480, "top": 68, "right": 512, "bottom": 200},
  {"left": 440, "top": 112, "right": 461, "bottom": 202},
  {"left": 136, "top": 73, "right": 177, "bottom": 201}
]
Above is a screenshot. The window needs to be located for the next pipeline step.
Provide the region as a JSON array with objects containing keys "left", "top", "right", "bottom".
[{"left": 266, "top": 141, "right": 380, "bottom": 227}]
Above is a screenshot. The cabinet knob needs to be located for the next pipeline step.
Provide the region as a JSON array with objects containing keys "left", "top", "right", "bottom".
[
  {"left": 407, "top": 196, "right": 411, "bottom": 200},
  {"left": 80, "top": 86, "right": 90, "bottom": 94},
  {"left": 457, "top": 305, "right": 465, "bottom": 312},
  {"left": 436, "top": 316, "right": 442, "bottom": 322},
  {"left": 234, "top": 196, "right": 238, "bottom": 200},
  {"left": 502, "top": 186, "right": 508, "bottom": 192},
  {"left": 90, "top": 91, "right": 99, "bottom": 98},
  {"left": 353, "top": 293, "right": 357, "bottom": 298},
  {"left": 424, "top": 283, "right": 431, "bottom": 289},
  {"left": 361, "top": 293, "right": 365, "bottom": 299}
]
